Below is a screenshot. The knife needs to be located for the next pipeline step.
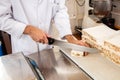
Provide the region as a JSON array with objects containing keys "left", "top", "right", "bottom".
[{"left": 47, "top": 37, "right": 99, "bottom": 53}]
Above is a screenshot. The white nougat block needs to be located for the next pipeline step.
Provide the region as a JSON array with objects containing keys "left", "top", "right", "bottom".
[
  {"left": 82, "top": 25, "right": 120, "bottom": 64},
  {"left": 82, "top": 25, "right": 119, "bottom": 45}
]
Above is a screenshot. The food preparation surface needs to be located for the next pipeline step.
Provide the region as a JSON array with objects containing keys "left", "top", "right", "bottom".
[
  {"left": 60, "top": 48, "right": 120, "bottom": 80},
  {"left": 1, "top": 47, "right": 119, "bottom": 80},
  {"left": 28, "top": 48, "right": 93, "bottom": 80},
  {"left": 0, "top": 53, "right": 36, "bottom": 80}
]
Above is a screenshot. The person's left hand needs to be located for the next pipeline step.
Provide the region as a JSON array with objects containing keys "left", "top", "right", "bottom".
[{"left": 65, "top": 34, "right": 89, "bottom": 56}]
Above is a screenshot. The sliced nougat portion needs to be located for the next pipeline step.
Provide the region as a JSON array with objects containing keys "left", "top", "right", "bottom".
[{"left": 104, "top": 34, "right": 120, "bottom": 52}]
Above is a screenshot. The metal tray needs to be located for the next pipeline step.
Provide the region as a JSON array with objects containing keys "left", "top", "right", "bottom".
[
  {"left": 28, "top": 47, "right": 93, "bottom": 80},
  {"left": 0, "top": 53, "right": 37, "bottom": 80}
]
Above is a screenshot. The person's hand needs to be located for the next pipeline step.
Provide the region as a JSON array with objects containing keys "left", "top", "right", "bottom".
[
  {"left": 65, "top": 34, "right": 89, "bottom": 56},
  {"left": 23, "top": 25, "right": 48, "bottom": 44}
]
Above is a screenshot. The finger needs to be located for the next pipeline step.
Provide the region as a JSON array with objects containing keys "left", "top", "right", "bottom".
[
  {"left": 44, "top": 33, "right": 50, "bottom": 44},
  {"left": 38, "top": 39, "right": 42, "bottom": 43},
  {"left": 79, "top": 40, "right": 89, "bottom": 47},
  {"left": 39, "top": 39, "right": 44, "bottom": 44},
  {"left": 41, "top": 40, "right": 45, "bottom": 44},
  {"left": 84, "top": 43, "right": 89, "bottom": 47},
  {"left": 41, "top": 34, "right": 48, "bottom": 44},
  {"left": 43, "top": 36, "right": 48, "bottom": 44},
  {"left": 78, "top": 41, "right": 86, "bottom": 46},
  {"left": 42, "top": 35, "right": 48, "bottom": 44},
  {"left": 34, "top": 38, "right": 40, "bottom": 42}
]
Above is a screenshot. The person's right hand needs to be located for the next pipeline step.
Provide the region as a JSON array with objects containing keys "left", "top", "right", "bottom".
[{"left": 23, "top": 25, "right": 48, "bottom": 44}]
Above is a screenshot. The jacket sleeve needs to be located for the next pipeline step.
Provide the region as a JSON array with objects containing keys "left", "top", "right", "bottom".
[
  {"left": 54, "top": 0, "right": 72, "bottom": 38},
  {"left": 0, "top": 0, "right": 26, "bottom": 38}
]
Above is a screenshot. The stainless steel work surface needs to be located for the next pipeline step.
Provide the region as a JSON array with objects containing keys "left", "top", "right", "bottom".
[
  {"left": 0, "top": 53, "right": 36, "bottom": 80},
  {"left": 28, "top": 48, "right": 93, "bottom": 80},
  {"left": 60, "top": 48, "right": 120, "bottom": 80}
]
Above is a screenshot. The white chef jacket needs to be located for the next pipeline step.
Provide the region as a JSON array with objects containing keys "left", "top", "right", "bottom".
[{"left": 0, "top": 0, "right": 72, "bottom": 55}]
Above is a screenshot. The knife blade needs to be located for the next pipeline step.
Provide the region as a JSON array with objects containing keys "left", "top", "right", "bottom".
[{"left": 47, "top": 37, "right": 99, "bottom": 53}]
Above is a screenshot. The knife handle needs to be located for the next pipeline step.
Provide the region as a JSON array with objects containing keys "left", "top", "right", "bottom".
[{"left": 47, "top": 37, "right": 55, "bottom": 45}]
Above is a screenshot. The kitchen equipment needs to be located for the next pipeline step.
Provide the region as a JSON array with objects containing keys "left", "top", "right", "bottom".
[
  {"left": 93, "top": 0, "right": 112, "bottom": 19},
  {"left": 82, "top": 0, "right": 113, "bottom": 29},
  {"left": 0, "top": 49, "right": 93, "bottom": 80},
  {"left": 47, "top": 37, "right": 99, "bottom": 53},
  {"left": 60, "top": 48, "right": 120, "bottom": 80},
  {"left": 0, "top": 41, "right": 3, "bottom": 56},
  {"left": 0, "top": 53, "right": 38, "bottom": 80},
  {"left": 82, "top": 0, "right": 101, "bottom": 29},
  {"left": 92, "top": 0, "right": 116, "bottom": 29},
  {"left": 101, "top": 17, "right": 115, "bottom": 29},
  {"left": 28, "top": 49, "right": 93, "bottom": 80}
]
